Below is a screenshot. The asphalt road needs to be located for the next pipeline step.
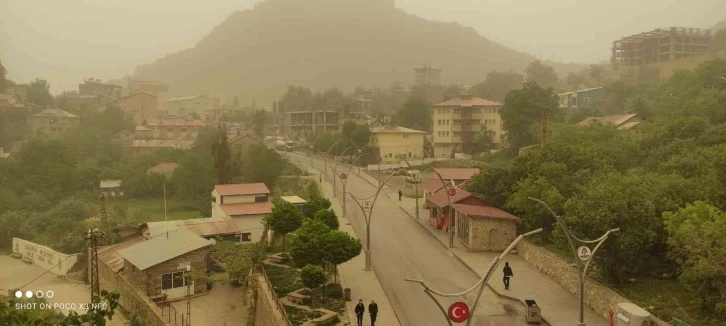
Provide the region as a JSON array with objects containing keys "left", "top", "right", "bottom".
[{"left": 284, "top": 151, "right": 526, "bottom": 326}]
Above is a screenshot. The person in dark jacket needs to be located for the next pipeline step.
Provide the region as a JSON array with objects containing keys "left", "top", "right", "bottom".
[
  {"left": 369, "top": 300, "right": 378, "bottom": 326},
  {"left": 503, "top": 262, "right": 514, "bottom": 290},
  {"left": 398, "top": 189, "right": 403, "bottom": 201},
  {"left": 355, "top": 299, "right": 365, "bottom": 326}
]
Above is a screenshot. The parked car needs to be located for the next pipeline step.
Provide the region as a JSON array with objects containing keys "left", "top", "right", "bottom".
[
  {"left": 405, "top": 170, "right": 421, "bottom": 184},
  {"left": 386, "top": 167, "right": 407, "bottom": 175}
]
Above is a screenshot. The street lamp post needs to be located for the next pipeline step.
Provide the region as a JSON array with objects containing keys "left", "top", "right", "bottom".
[
  {"left": 528, "top": 197, "right": 620, "bottom": 326},
  {"left": 401, "top": 159, "right": 422, "bottom": 219},
  {"left": 341, "top": 152, "right": 365, "bottom": 218},
  {"left": 405, "top": 228, "right": 543, "bottom": 326},
  {"left": 349, "top": 173, "right": 394, "bottom": 271},
  {"left": 328, "top": 147, "right": 351, "bottom": 198}
]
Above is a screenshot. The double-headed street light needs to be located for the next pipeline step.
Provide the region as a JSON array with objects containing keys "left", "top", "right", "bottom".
[
  {"left": 528, "top": 197, "right": 619, "bottom": 326},
  {"left": 341, "top": 151, "right": 365, "bottom": 218},
  {"left": 349, "top": 172, "right": 394, "bottom": 271},
  {"left": 405, "top": 228, "right": 543, "bottom": 326}
]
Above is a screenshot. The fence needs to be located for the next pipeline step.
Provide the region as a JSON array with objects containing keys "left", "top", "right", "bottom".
[
  {"left": 259, "top": 265, "right": 293, "bottom": 325},
  {"left": 158, "top": 302, "right": 186, "bottom": 326}
]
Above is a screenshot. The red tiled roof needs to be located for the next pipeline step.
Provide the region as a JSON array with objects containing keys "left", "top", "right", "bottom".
[
  {"left": 454, "top": 204, "right": 518, "bottom": 221},
  {"left": 434, "top": 96, "right": 502, "bottom": 107},
  {"left": 426, "top": 188, "right": 472, "bottom": 208},
  {"left": 144, "top": 119, "right": 205, "bottom": 127},
  {"left": 221, "top": 202, "right": 273, "bottom": 216},
  {"left": 434, "top": 168, "right": 480, "bottom": 181},
  {"left": 423, "top": 178, "right": 446, "bottom": 192},
  {"left": 215, "top": 183, "right": 270, "bottom": 196}
]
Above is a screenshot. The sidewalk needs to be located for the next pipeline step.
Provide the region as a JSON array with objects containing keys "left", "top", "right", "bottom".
[
  {"left": 317, "top": 171, "right": 401, "bottom": 326},
  {"left": 394, "top": 197, "right": 608, "bottom": 326}
]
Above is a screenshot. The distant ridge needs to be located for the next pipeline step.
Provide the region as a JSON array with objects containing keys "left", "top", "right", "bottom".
[{"left": 132, "top": 0, "right": 576, "bottom": 104}]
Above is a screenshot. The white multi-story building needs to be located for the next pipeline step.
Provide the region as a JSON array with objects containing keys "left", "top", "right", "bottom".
[
  {"left": 432, "top": 95, "right": 504, "bottom": 158},
  {"left": 211, "top": 183, "right": 272, "bottom": 243}
]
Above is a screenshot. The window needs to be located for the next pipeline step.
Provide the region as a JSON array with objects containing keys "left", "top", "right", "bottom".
[
  {"left": 161, "top": 271, "right": 186, "bottom": 290},
  {"left": 255, "top": 195, "right": 267, "bottom": 202},
  {"left": 167, "top": 128, "right": 173, "bottom": 133},
  {"left": 241, "top": 233, "right": 252, "bottom": 242},
  {"left": 571, "top": 97, "right": 578, "bottom": 106},
  {"left": 403, "top": 134, "right": 409, "bottom": 138}
]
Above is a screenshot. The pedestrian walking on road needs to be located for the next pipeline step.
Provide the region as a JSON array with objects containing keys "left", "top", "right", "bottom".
[
  {"left": 398, "top": 189, "right": 403, "bottom": 201},
  {"left": 503, "top": 262, "right": 514, "bottom": 290},
  {"left": 369, "top": 300, "right": 378, "bottom": 326},
  {"left": 355, "top": 299, "right": 365, "bottom": 326},
  {"left": 319, "top": 174, "right": 322, "bottom": 184}
]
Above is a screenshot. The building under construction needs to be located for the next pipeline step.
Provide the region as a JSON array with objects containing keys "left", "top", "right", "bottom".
[
  {"left": 414, "top": 66, "right": 442, "bottom": 85},
  {"left": 611, "top": 27, "right": 713, "bottom": 67}
]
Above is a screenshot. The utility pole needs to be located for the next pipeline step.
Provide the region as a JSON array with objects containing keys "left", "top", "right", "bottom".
[
  {"left": 98, "top": 194, "right": 108, "bottom": 243},
  {"left": 86, "top": 228, "right": 105, "bottom": 309},
  {"left": 529, "top": 197, "right": 619, "bottom": 326},
  {"left": 184, "top": 266, "right": 192, "bottom": 326}
]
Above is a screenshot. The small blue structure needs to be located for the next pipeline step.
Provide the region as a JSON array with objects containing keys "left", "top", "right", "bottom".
[{"left": 558, "top": 87, "right": 604, "bottom": 113}]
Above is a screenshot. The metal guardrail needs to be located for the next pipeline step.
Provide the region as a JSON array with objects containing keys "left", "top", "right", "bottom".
[
  {"left": 260, "top": 266, "right": 293, "bottom": 326},
  {"left": 159, "top": 301, "right": 186, "bottom": 326}
]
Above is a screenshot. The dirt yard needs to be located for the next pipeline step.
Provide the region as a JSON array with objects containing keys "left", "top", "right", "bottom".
[
  {"left": 0, "top": 255, "right": 128, "bottom": 325},
  {"left": 171, "top": 282, "right": 249, "bottom": 326}
]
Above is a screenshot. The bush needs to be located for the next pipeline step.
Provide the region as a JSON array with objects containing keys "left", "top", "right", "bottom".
[{"left": 326, "top": 283, "right": 343, "bottom": 299}]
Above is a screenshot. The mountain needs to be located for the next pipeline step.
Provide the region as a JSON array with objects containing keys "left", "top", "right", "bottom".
[
  {"left": 132, "top": 0, "right": 563, "bottom": 105},
  {"left": 713, "top": 19, "right": 726, "bottom": 32}
]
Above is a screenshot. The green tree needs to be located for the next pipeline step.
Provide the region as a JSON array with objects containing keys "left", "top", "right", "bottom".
[
  {"left": 301, "top": 195, "right": 332, "bottom": 218},
  {"left": 565, "top": 72, "right": 585, "bottom": 88},
  {"left": 524, "top": 60, "right": 559, "bottom": 89},
  {"left": 500, "top": 82, "right": 559, "bottom": 152},
  {"left": 290, "top": 219, "right": 331, "bottom": 266},
  {"left": 506, "top": 176, "right": 565, "bottom": 236},
  {"left": 313, "top": 209, "right": 339, "bottom": 230},
  {"left": 468, "top": 71, "right": 523, "bottom": 102},
  {"left": 300, "top": 264, "right": 327, "bottom": 311},
  {"left": 664, "top": 201, "right": 726, "bottom": 318},
  {"left": 469, "top": 132, "right": 494, "bottom": 154},
  {"left": 214, "top": 121, "right": 232, "bottom": 184},
  {"left": 322, "top": 231, "right": 362, "bottom": 283},
  {"left": 234, "top": 95, "right": 240, "bottom": 107},
  {"left": 240, "top": 145, "right": 285, "bottom": 189},
  {"left": 396, "top": 97, "right": 432, "bottom": 132},
  {"left": 264, "top": 202, "right": 303, "bottom": 254},
  {"left": 27, "top": 78, "right": 54, "bottom": 108}
]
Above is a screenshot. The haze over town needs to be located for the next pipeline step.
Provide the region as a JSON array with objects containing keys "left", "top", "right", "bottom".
[{"left": 2, "top": 0, "right": 725, "bottom": 94}]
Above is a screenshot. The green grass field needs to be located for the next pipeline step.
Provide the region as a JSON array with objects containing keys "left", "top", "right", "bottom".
[{"left": 107, "top": 197, "right": 202, "bottom": 223}]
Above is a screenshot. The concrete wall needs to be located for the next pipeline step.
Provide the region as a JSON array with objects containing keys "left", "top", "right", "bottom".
[
  {"left": 98, "top": 257, "right": 172, "bottom": 326},
  {"left": 232, "top": 215, "right": 265, "bottom": 243},
  {"left": 28, "top": 116, "right": 80, "bottom": 139},
  {"left": 12, "top": 238, "right": 80, "bottom": 275},
  {"left": 254, "top": 273, "right": 289, "bottom": 326},
  {"left": 121, "top": 93, "right": 158, "bottom": 125},
  {"left": 515, "top": 240, "right": 669, "bottom": 324}
]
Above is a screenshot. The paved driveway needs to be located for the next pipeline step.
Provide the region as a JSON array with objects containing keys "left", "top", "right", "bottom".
[{"left": 286, "top": 152, "right": 526, "bottom": 326}]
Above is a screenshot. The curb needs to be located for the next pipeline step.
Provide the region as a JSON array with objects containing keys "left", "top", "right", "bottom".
[{"left": 409, "top": 212, "right": 553, "bottom": 326}]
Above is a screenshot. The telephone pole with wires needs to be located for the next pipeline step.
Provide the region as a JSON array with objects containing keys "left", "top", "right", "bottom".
[
  {"left": 98, "top": 194, "right": 108, "bottom": 242},
  {"left": 540, "top": 107, "right": 550, "bottom": 149},
  {"left": 86, "top": 228, "right": 105, "bottom": 308}
]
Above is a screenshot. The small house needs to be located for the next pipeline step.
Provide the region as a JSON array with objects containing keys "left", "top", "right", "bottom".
[
  {"left": 100, "top": 180, "right": 123, "bottom": 197},
  {"left": 454, "top": 204, "right": 518, "bottom": 252},
  {"left": 281, "top": 196, "right": 307, "bottom": 209},
  {"left": 118, "top": 229, "right": 214, "bottom": 300},
  {"left": 211, "top": 183, "right": 273, "bottom": 243}
]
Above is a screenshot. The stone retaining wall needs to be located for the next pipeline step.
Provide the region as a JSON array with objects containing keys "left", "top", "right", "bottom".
[
  {"left": 254, "top": 272, "right": 290, "bottom": 326},
  {"left": 516, "top": 240, "right": 669, "bottom": 324},
  {"left": 98, "top": 258, "right": 172, "bottom": 326}
]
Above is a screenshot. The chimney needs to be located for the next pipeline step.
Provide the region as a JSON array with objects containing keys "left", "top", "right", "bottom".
[{"left": 460, "top": 94, "right": 473, "bottom": 100}]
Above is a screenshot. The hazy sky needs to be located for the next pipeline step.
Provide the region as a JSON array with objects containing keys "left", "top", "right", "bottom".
[{"left": 2, "top": 0, "right": 724, "bottom": 94}]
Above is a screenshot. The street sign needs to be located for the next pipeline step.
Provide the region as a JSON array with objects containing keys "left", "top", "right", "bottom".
[
  {"left": 577, "top": 246, "right": 592, "bottom": 261},
  {"left": 448, "top": 188, "right": 457, "bottom": 196},
  {"left": 363, "top": 201, "right": 371, "bottom": 212},
  {"left": 340, "top": 172, "right": 347, "bottom": 180},
  {"left": 448, "top": 301, "right": 470, "bottom": 323}
]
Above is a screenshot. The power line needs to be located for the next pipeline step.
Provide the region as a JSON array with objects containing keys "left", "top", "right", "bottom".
[{"left": 18, "top": 255, "right": 77, "bottom": 290}]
